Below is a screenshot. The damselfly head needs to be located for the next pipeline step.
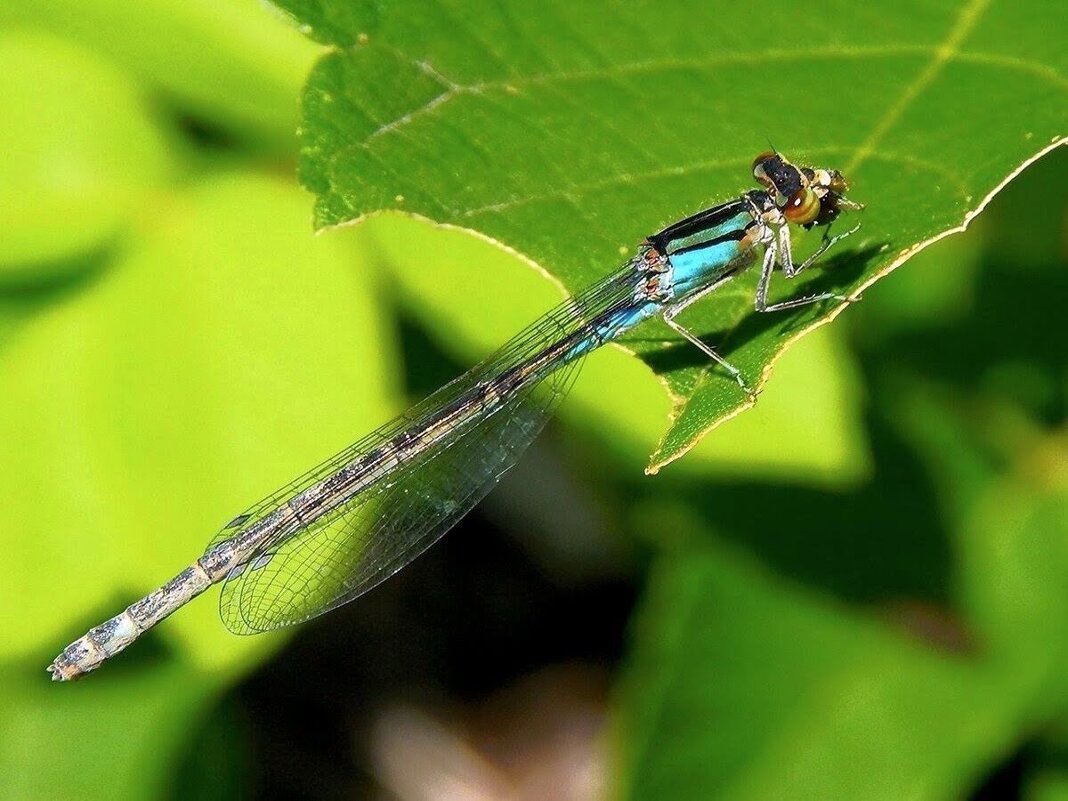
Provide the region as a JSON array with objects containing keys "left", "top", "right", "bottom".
[
  {"left": 752, "top": 151, "right": 804, "bottom": 201},
  {"left": 752, "top": 152, "right": 854, "bottom": 229}
]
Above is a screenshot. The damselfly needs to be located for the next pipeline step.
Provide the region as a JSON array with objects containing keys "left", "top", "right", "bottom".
[{"left": 49, "top": 152, "right": 862, "bottom": 680}]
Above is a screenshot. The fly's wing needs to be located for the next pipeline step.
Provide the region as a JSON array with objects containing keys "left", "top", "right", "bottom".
[{"left": 211, "top": 261, "right": 642, "bottom": 634}]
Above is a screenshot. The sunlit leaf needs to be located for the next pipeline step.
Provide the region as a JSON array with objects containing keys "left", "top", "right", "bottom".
[
  {"left": 278, "top": 0, "right": 1066, "bottom": 469},
  {"left": 0, "top": 0, "right": 319, "bottom": 151},
  {"left": 0, "top": 662, "right": 227, "bottom": 801}
]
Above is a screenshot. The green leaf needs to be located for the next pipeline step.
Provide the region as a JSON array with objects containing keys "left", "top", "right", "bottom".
[
  {"left": 1028, "top": 775, "right": 1068, "bottom": 801},
  {"left": 0, "top": 173, "right": 397, "bottom": 675},
  {"left": 279, "top": 0, "right": 1067, "bottom": 470},
  {"left": 615, "top": 461, "right": 1068, "bottom": 801}
]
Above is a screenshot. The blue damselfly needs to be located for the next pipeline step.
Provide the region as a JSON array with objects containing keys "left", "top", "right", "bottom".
[{"left": 49, "top": 152, "right": 861, "bottom": 680}]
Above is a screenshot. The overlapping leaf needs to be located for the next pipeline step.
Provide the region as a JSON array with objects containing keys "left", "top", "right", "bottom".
[{"left": 277, "top": 0, "right": 1066, "bottom": 469}]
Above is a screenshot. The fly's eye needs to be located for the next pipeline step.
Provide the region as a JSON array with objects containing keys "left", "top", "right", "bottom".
[
  {"left": 783, "top": 188, "right": 821, "bottom": 225},
  {"left": 828, "top": 171, "right": 850, "bottom": 194}
]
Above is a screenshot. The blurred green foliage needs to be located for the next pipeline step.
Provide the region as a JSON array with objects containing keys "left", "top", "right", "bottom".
[
  {"left": 0, "top": 2, "right": 1064, "bottom": 800},
  {"left": 0, "top": 32, "right": 175, "bottom": 271},
  {"left": 0, "top": 4, "right": 395, "bottom": 798}
]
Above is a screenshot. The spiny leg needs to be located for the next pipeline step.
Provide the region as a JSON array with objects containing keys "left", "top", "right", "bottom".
[
  {"left": 756, "top": 222, "right": 861, "bottom": 313},
  {"left": 664, "top": 270, "right": 757, "bottom": 398},
  {"left": 794, "top": 220, "right": 862, "bottom": 275}
]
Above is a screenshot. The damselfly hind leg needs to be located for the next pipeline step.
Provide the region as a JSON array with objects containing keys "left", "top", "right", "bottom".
[
  {"left": 657, "top": 273, "right": 760, "bottom": 401},
  {"left": 663, "top": 305, "right": 757, "bottom": 400}
]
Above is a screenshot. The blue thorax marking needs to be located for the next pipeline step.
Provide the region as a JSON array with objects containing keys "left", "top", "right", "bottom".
[
  {"left": 649, "top": 198, "right": 757, "bottom": 300},
  {"left": 563, "top": 197, "right": 763, "bottom": 362}
]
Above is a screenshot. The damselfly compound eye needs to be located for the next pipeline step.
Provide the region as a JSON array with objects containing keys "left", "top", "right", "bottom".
[
  {"left": 784, "top": 187, "right": 821, "bottom": 225},
  {"left": 752, "top": 150, "right": 777, "bottom": 180}
]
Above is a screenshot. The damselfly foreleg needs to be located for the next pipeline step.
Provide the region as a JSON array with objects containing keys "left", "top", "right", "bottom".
[{"left": 755, "top": 221, "right": 861, "bottom": 313}]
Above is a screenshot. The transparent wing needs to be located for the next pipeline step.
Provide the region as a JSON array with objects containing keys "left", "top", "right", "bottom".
[
  {"left": 208, "top": 260, "right": 644, "bottom": 634},
  {"left": 218, "top": 355, "right": 582, "bottom": 633},
  {"left": 204, "top": 261, "right": 640, "bottom": 557}
]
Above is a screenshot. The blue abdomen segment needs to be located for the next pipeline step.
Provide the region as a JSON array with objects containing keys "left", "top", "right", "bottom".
[{"left": 564, "top": 299, "right": 662, "bottom": 360}]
